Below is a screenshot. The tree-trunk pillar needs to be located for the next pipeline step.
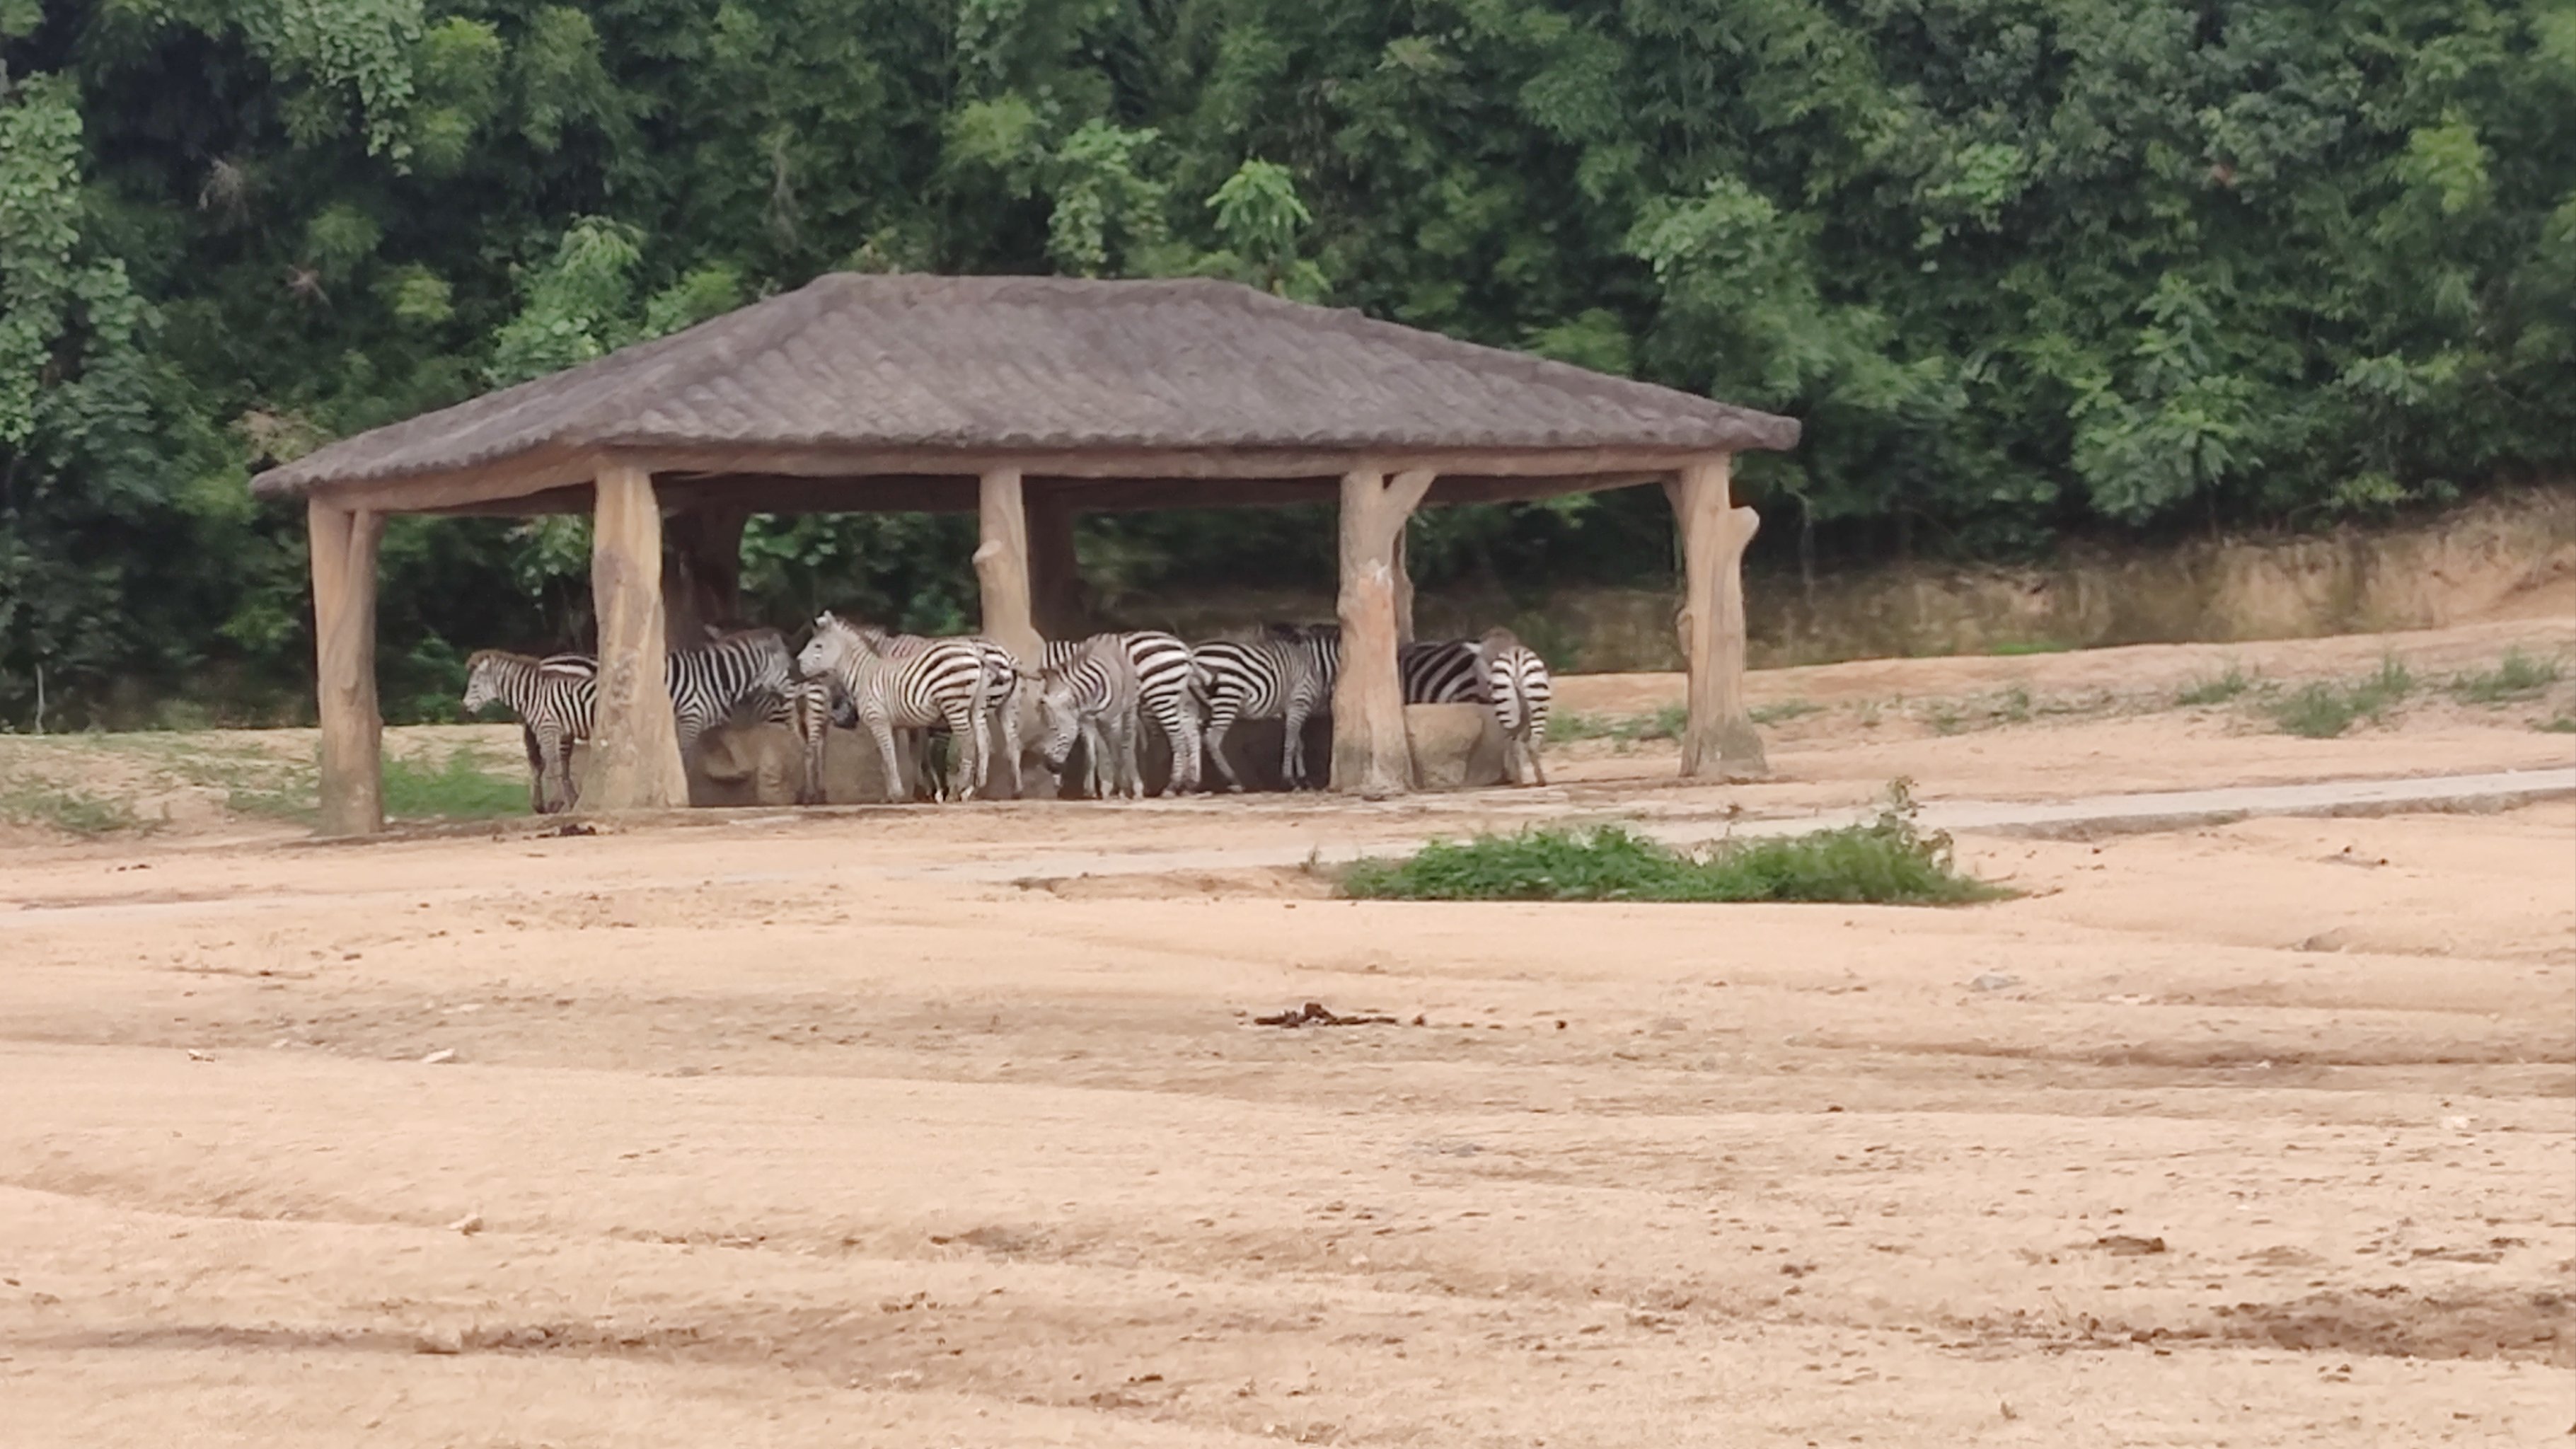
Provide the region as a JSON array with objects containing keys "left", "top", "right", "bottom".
[
  {"left": 1331, "top": 467, "right": 1437, "bottom": 797},
  {"left": 1027, "top": 487, "right": 1087, "bottom": 640},
  {"left": 974, "top": 467, "right": 1041, "bottom": 799},
  {"left": 308, "top": 497, "right": 385, "bottom": 836},
  {"left": 973, "top": 468, "right": 1041, "bottom": 662},
  {"left": 581, "top": 463, "right": 687, "bottom": 809},
  {"left": 662, "top": 505, "right": 747, "bottom": 649},
  {"left": 1665, "top": 456, "right": 1765, "bottom": 778},
  {"left": 1392, "top": 524, "right": 1416, "bottom": 645}
]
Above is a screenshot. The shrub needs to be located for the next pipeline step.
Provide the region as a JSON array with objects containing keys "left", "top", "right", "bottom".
[
  {"left": 2176, "top": 665, "right": 2255, "bottom": 707},
  {"left": 1340, "top": 782, "right": 2009, "bottom": 906},
  {"left": 2272, "top": 657, "right": 2414, "bottom": 738},
  {"left": 2450, "top": 650, "right": 2563, "bottom": 705}
]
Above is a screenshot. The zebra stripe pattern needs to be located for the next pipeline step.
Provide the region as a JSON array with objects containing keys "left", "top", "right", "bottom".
[
  {"left": 1477, "top": 628, "right": 1552, "bottom": 787},
  {"left": 797, "top": 612, "right": 998, "bottom": 802},
  {"left": 1036, "top": 635, "right": 1145, "bottom": 799},
  {"left": 1041, "top": 630, "right": 1200, "bottom": 794},
  {"left": 459, "top": 629, "right": 793, "bottom": 813},
  {"left": 1189, "top": 624, "right": 1338, "bottom": 791},
  {"left": 833, "top": 622, "right": 1025, "bottom": 798}
]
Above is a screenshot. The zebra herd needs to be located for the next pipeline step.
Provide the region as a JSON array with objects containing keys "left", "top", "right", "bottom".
[{"left": 462, "top": 617, "right": 1550, "bottom": 812}]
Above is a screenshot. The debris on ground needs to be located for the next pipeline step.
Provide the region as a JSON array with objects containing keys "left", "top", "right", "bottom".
[
  {"left": 1969, "top": 972, "right": 2021, "bottom": 993},
  {"left": 1253, "top": 1002, "right": 1399, "bottom": 1028},
  {"left": 2095, "top": 1234, "right": 2168, "bottom": 1256}
]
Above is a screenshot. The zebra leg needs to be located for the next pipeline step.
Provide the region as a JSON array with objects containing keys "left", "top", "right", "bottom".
[
  {"left": 795, "top": 699, "right": 826, "bottom": 807},
  {"left": 1115, "top": 710, "right": 1144, "bottom": 799},
  {"left": 1281, "top": 699, "right": 1310, "bottom": 790},
  {"left": 947, "top": 702, "right": 985, "bottom": 802},
  {"left": 1151, "top": 698, "right": 1199, "bottom": 795},
  {"left": 1201, "top": 698, "right": 1245, "bottom": 792},
  {"left": 519, "top": 723, "right": 545, "bottom": 814},
  {"left": 863, "top": 713, "right": 910, "bottom": 803}
]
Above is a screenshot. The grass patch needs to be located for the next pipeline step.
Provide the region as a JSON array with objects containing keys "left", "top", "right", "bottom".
[
  {"left": 2176, "top": 665, "right": 2256, "bottom": 707},
  {"left": 1552, "top": 703, "right": 1685, "bottom": 745},
  {"left": 1340, "top": 782, "right": 2009, "bottom": 906},
  {"left": 383, "top": 749, "right": 529, "bottom": 821},
  {"left": 2449, "top": 650, "right": 2563, "bottom": 705},
  {"left": 2539, "top": 715, "right": 2576, "bottom": 735},
  {"left": 2270, "top": 656, "right": 2415, "bottom": 739},
  {"left": 0, "top": 781, "right": 141, "bottom": 835},
  {"left": 1987, "top": 640, "right": 2074, "bottom": 657},
  {"left": 1750, "top": 699, "right": 1820, "bottom": 726}
]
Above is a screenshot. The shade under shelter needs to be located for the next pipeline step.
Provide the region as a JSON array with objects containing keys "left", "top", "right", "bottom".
[{"left": 251, "top": 274, "right": 1801, "bottom": 834}]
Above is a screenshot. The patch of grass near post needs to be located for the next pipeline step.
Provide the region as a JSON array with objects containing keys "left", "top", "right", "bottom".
[
  {"left": 383, "top": 751, "right": 529, "bottom": 821},
  {"left": 1339, "top": 782, "right": 2009, "bottom": 906},
  {"left": 2539, "top": 715, "right": 2576, "bottom": 735},
  {"left": 1551, "top": 703, "right": 1687, "bottom": 745}
]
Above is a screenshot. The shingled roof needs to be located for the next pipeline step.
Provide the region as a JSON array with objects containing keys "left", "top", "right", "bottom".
[{"left": 251, "top": 274, "right": 1797, "bottom": 504}]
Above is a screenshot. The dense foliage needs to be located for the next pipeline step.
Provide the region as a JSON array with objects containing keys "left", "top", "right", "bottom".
[{"left": 3, "top": 0, "right": 2569, "bottom": 726}]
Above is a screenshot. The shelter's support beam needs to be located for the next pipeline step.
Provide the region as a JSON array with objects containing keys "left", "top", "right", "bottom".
[
  {"left": 1665, "top": 457, "right": 1766, "bottom": 778},
  {"left": 1392, "top": 526, "right": 1416, "bottom": 645},
  {"left": 974, "top": 468, "right": 1042, "bottom": 662},
  {"left": 1331, "top": 467, "right": 1438, "bottom": 797},
  {"left": 582, "top": 464, "right": 688, "bottom": 810},
  {"left": 1027, "top": 489, "right": 1088, "bottom": 640},
  {"left": 308, "top": 499, "right": 386, "bottom": 836},
  {"left": 662, "top": 505, "right": 747, "bottom": 647},
  {"left": 974, "top": 468, "right": 1041, "bottom": 800}
]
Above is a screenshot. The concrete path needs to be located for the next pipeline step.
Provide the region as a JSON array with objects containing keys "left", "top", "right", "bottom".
[{"left": 893, "top": 766, "right": 2576, "bottom": 884}]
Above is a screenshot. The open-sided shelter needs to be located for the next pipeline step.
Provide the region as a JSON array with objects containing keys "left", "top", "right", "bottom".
[{"left": 251, "top": 275, "right": 1801, "bottom": 834}]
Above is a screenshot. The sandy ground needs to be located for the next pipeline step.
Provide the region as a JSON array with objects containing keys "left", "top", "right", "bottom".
[{"left": 3, "top": 619, "right": 2573, "bottom": 1446}]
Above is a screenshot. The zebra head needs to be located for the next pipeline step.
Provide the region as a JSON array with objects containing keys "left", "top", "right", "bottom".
[
  {"left": 1034, "top": 669, "right": 1084, "bottom": 775},
  {"left": 461, "top": 652, "right": 505, "bottom": 713},
  {"left": 799, "top": 613, "right": 856, "bottom": 681}
]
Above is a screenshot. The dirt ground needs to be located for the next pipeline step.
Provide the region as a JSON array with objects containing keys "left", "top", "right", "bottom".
[{"left": 3, "top": 618, "right": 2572, "bottom": 1446}]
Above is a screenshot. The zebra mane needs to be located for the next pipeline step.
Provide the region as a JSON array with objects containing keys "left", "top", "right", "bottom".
[{"left": 465, "top": 647, "right": 543, "bottom": 670}]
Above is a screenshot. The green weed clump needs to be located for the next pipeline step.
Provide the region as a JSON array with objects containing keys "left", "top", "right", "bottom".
[
  {"left": 1987, "top": 640, "right": 2074, "bottom": 657},
  {"left": 2449, "top": 650, "right": 2563, "bottom": 705},
  {"left": 2176, "top": 666, "right": 2256, "bottom": 707},
  {"left": 1340, "top": 783, "right": 2009, "bottom": 906},
  {"left": 2538, "top": 715, "right": 2576, "bottom": 735},
  {"left": 1550, "top": 703, "right": 1685, "bottom": 745},
  {"left": 2271, "top": 657, "right": 2415, "bottom": 738}
]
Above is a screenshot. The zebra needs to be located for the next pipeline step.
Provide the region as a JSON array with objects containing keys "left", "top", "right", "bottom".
[
  {"left": 833, "top": 621, "right": 1026, "bottom": 799},
  {"left": 1188, "top": 623, "right": 1339, "bottom": 791},
  {"left": 1477, "top": 627, "right": 1553, "bottom": 786},
  {"left": 464, "top": 650, "right": 597, "bottom": 813},
  {"left": 1041, "top": 630, "right": 1199, "bottom": 793},
  {"left": 459, "top": 628, "right": 795, "bottom": 812},
  {"left": 1036, "top": 635, "right": 1145, "bottom": 799},
  {"left": 797, "top": 612, "right": 997, "bottom": 802}
]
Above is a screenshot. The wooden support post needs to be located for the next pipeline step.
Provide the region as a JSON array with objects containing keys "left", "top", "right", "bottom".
[
  {"left": 308, "top": 498, "right": 386, "bottom": 836},
  {"left": 581, "top": 463, "right": 688, "bottom": 810},
  {"left": 1665, "top": 456, "right": 1766, "bottom": 778},
  {"left": 1392, "top": 524, "right": 1416, "bottom": 645},
  {"left": 973, "top": 468, "right": 1041, "bottom": 662},
  {"left": 1026, "top": 488, "right": 1088, "bottom": 640},
  {"left": 662, "top": 505, "right": 747, "bottom": 648},
  {"left": 973, "top": 467, "right": 1041, "bottom": 799},
  {"left": 1331, "top": 467, "right": 1438, "bottom": 797}
]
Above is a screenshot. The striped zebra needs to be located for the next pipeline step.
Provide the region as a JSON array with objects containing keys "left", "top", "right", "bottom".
[
  {"left": 1189, "top": 623, "right": 1339, "bottom": 791},
  {"left": 460, "top": 628, "right": 795, "bottom": 813},
  {"left": 1041, "top": 630, "right": 1199, "bottom": 793},
  {"left": 833, "top": 621, "right": 1025, "bottom": 799},
  {"left": 797, "top": 612, "right": 998, "bottom": 802},
  {"left": 1477, "top": 628, "right": 1552, "bottom": 786},
  {"left": 1036, "top": 635, "right": 1145, "bottom": 799}
]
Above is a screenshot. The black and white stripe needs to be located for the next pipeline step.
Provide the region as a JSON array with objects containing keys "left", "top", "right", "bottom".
[
  {"left": 797, "top": 612, "right": 998, "bottom": 801},
  {"left": 836, "top": 621, "right": 1024, "bottom": 798},
  {"left": 1188, "top": 624, "right": 1339, "bottom": 791},
  {"left": 1477, "top": 628, "right": 1552, "bottom": 786},
  {"left": 1036, "top": 635, "right": 1145, "bottom": 799},
  {"left": 1041, "top": 630, "right": 1199, "bottom": 793},
  {"left": 461, "top": 630, "right": 792, "bottom": 813}
]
